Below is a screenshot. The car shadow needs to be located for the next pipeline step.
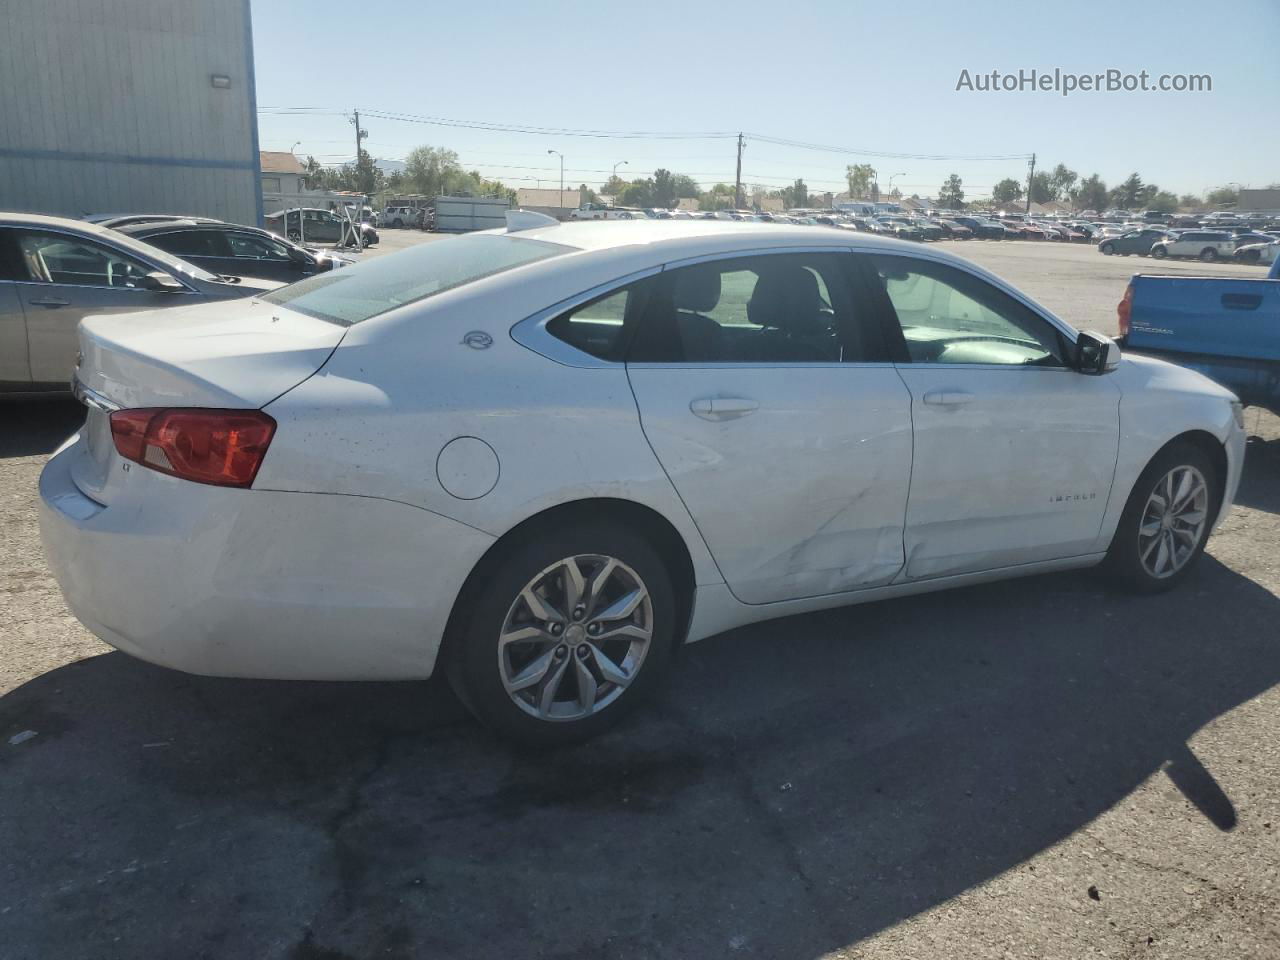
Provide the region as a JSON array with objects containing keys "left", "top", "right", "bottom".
[
  {"left": 2, "top": 556, "right": 1277, "bottom": 959},
  {"left": 1235, "top": 432, "right": 1280, "bottom": 513},
  {"left": 0, "top": 397, "right": 84, "bottom": 459}
]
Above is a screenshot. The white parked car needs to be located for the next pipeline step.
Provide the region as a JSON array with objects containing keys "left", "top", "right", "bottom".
[
  {"left": 41, "top": 216, "right": 1246, "bottom": 743},
  {"left": 1151, "top": 230, "right": 1236, "bottom": 261}
]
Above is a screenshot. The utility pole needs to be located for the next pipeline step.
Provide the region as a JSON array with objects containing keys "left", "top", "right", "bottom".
[
  {"left": 348, "top": 109, "right": 369, "bottom": 248},
  {"left": 1025, "top": 152, "right": 1036, "bottom": 216},
  {"left": 734, "top": 133, "right": 744, "bottom": 210}
]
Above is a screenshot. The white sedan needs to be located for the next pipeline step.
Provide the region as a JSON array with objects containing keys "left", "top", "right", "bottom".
[{"left": 40, "top": 215, "right": 1246, "bottom": 743}]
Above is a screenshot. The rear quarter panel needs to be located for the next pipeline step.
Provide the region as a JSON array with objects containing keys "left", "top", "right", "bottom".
[{"left": 254, "top": 262, "right": 724, "bottom": 589}]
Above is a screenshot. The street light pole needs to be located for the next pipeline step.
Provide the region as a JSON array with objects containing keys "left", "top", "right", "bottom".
[
  {"left": 613, "top": 160, "right": 628, "bottom": 181},
  {"left": 547, "top": 149, "right": 564, "bottom": 207},
  {"left": 887, "top": 172, "right": 906, "bottom": 196}
]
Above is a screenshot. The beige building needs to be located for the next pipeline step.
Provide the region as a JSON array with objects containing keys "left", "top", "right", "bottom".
[{"left": 260, "top": 152, "right": 306, "bottom": 196}]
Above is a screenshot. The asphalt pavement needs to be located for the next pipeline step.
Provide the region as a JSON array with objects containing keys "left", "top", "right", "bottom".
[{"left": 1, "top": 236, "right": 1278, "bottom": 960}]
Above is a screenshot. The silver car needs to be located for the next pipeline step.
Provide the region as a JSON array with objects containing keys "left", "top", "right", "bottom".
[{"left": 0, "top": 212, "right": 278, "bottom": 392}]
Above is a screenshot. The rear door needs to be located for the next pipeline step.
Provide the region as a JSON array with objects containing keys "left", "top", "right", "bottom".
[
  {"left": 625, "top": 250, "right": 915, "bottom": 604},
  {"left": 7, "top": 228, "right": 196, "bottom": 384}
]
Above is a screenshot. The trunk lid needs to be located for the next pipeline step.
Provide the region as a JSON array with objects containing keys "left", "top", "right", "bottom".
[
  {"left": 71, "top": 297, "right": 344, "bottom": 502},
  {"left": 76, "top": 296, "right": 345, "bottom": 409}
]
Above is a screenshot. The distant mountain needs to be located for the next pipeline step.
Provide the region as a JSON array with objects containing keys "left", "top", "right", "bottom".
[{"left": 377, "top": 159, "right": 406, "bottom": 175}]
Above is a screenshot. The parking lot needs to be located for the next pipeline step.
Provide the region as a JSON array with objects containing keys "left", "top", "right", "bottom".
[{"left": 2, "top": 237, "right": 1278, "bottom": 960}]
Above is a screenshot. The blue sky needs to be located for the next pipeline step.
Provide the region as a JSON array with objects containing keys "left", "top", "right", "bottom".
[{"left": 251, "top": 0, "right": 1279, "bottom": 200}]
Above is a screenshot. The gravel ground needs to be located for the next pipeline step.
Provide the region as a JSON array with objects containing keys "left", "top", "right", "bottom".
[{"left": 1, "top": 236, "right": 1278, "bottom": 960}]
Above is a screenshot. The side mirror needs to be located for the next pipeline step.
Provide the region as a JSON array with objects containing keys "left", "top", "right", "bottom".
[
  {"left": 139, "top": 271, "right": 184, "bottom": 292},
  {"left": 1075, "top": 330, "right": 1121, "bottom": 375}
]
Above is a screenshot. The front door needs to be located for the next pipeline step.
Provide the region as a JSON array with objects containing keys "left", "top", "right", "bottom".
[
  {"left": 864, "top": 253, "right": 1121, "bottom": 580},
  {"left": 4, "top": 228, "right": 189, "bottom": 384},
  {"left": 625, "top": 251, "right": 914, "bottom": 604}
]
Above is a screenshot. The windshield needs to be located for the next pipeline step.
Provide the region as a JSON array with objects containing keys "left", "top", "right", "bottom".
[{"left": 262, "top": 233, "right": 573, "bottom": 326}]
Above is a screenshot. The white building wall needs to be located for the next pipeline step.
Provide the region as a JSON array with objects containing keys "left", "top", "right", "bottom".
[{"left": 0, "top": 0, "right": 261, "bottom": 223}]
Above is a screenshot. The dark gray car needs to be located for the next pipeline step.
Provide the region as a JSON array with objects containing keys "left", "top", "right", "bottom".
[
  {"left": 0, "top": 213, "right": 278, "bottom": 393},
  {"left": 117, "top": 221, "right": 353, "bottom": 284},
  {"left": 1097, "top": 228, "right": 1169, "bottom": 256}
]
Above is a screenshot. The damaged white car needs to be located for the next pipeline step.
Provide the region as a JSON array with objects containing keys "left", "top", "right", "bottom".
[{"left": 41, "top": 214, "right": 1245, "bottom": 743}]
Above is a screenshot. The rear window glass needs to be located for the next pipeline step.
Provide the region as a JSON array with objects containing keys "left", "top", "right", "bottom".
[{"left": 262, "top": 234, "right": 572, "bottom": 326}]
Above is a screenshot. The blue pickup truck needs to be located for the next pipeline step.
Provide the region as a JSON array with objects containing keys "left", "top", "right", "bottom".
[{"left": 1118, "top": 257, "right": 1280, "bottom": 415}]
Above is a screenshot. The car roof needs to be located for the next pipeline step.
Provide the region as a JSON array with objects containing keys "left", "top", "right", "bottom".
[{"left": 116, "top": 219, "right": 268, "bottom": 237}]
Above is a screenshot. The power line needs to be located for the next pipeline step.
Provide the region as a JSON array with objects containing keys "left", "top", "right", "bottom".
[{"left": 259, "top": 105, "right": 1029, "bottom": 160}]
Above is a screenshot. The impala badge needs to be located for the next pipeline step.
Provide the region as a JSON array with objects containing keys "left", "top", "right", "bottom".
[{"left": 462, "top": 331, "right": 493, "bottom": 350}]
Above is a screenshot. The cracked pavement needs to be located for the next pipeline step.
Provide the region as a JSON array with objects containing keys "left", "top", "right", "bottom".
[{"left": 2, "top": 241, "right": 1279, "bottom": 959}]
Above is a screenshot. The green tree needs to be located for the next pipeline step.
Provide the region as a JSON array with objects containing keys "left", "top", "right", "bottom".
[
  {"left": 652, "top": 169, "right": 677, "bottom": 209},
  {"left": 1048, "top": 163, "right": 1078, "bottom": 201},
  {"left": 846, "top": 163, "right": 876, "bottom": 199},
  {"left": 578, "top": 183, "right": 598, "bottom": 204},
  {"left": 781, "top": 179, "right": 809, "bottom": 208},
  {"left": 937, "top": 173, "right": 965, "bottom": 209},
  {"left": 672, "top": 174, "right": 701, "bottom": 199},
  {"left": 1075, "top": 174, "right": 1109, "bottom": 212},
  {"left": 1029, "top": 170, "right": 1053, "bottom": 204},
  {"left": 620, "top": 179, "right": 655, "bottom": 207},
  {"left": 991, "top": 177, "right": 1024, "bottom": 205},
  {"left": 1179, "top": 193, "right": 1202, "bottom": 209},
  {"left": 403, "top": 145, "right": 463, "bottom": 197},
  {"left": 1111, "top": 172, "right": 1144, "bottom": 208},
  {"left": 1143, "top": 190, "right": 1179, "bottom": 213},
  {"left": 1205, "top": 185, "right": 1239, "bottom": 208},
  {"left": 699, "top": 183, "right": 735, "bottom": 211},
  {"left": 601, "top": 175, "right": 628, "bottom": 197}
]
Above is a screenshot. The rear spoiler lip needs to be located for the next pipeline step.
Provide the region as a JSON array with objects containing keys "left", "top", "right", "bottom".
[{"left": 72, "top": 376, "right": 122, "bottom": 413}]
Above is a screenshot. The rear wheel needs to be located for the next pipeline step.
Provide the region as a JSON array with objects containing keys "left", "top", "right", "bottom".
[
  {"left": 447, "top": 523, "right": 677, "bottom": 745},
  {"left": 1200, "top": 248, "right": 1218, "bottom": 261},
  {"left": 1104, "top": 441, "right": 1219, "bottom": 593},
  {"left": 1152, "top": 245, "right": 1168, "bottom": 259}
]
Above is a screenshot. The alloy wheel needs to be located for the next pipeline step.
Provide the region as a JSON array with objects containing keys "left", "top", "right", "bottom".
[
  {"left": 498, "top": 555, "right": 654, "bottom": 722},
  {"left": 1138, "top": 465, "right": 1208, "bottom": 579}
]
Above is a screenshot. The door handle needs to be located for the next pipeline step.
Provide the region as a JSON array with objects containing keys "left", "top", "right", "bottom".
[
  {"left": 690, "top": 396, "right": 759, "bottom": 421},
  {"left": 29, "top": 297, "right": 70, "bottom": 308},
  {"left": 923, "top": 389, "right": 975, "bottom": 406},
  {"left": 1221, "top": 293, "right": 1262, "bottom": 311}
]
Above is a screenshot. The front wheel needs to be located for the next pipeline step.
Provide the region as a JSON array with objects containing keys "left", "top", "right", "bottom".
[
  {"left": 1104, "top": 441, "right": 1219, "bottom": 593},
  {"left": 1100, "top": 242, "right": 1115, "bottom": 255},
  {"left": 447, "top": 523, "right": 678, "bottom": 745},
  {"left": 1200, "top": 248, "right": 1218, "bottom": 261}
]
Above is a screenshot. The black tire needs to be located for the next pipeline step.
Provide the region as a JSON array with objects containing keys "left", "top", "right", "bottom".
[
  {"left": 1152, "top": 246, "right": 1168, "bottom": 259},
  {"left": 1200, "top": 248, "right": 1218, "bottom": 261},
  {"left": 446, "top": 521, "right": 679, "bottom": 745},
  {"left": 1103, "top": 440, "right": 1221, "bottom": 593},
  {"left": 1100, "top": 242, "right": 1115, "bottom": 255}
]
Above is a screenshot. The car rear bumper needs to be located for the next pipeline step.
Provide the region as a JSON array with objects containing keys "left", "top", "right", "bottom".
[{"left": 39, "top": 436, "right": 494, "bottom": 680}]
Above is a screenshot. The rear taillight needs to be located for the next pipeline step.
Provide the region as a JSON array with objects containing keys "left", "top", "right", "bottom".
[
  {"left": 1116, "top": 283, "right": 1133, "bottom": 339},
  {"left": 109, "top": 408, "right": 276, "bottom": 488}
]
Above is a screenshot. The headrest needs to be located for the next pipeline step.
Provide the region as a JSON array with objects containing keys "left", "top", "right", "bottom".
[
  {"left": 747, "top": 265, "right": 821, "bottom": 331},
  {"left": 672, "top": 266, "right": 721, "bottom": 312}
]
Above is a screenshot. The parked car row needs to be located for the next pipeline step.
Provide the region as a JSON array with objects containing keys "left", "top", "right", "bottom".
[{"left": 1096, "top": 225, "right": 1280, "bottom": 262}]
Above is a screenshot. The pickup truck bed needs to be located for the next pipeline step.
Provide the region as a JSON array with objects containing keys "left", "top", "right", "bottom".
[{"left": 1120, "top": 273, "right": 1279, "bottom": 414}]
